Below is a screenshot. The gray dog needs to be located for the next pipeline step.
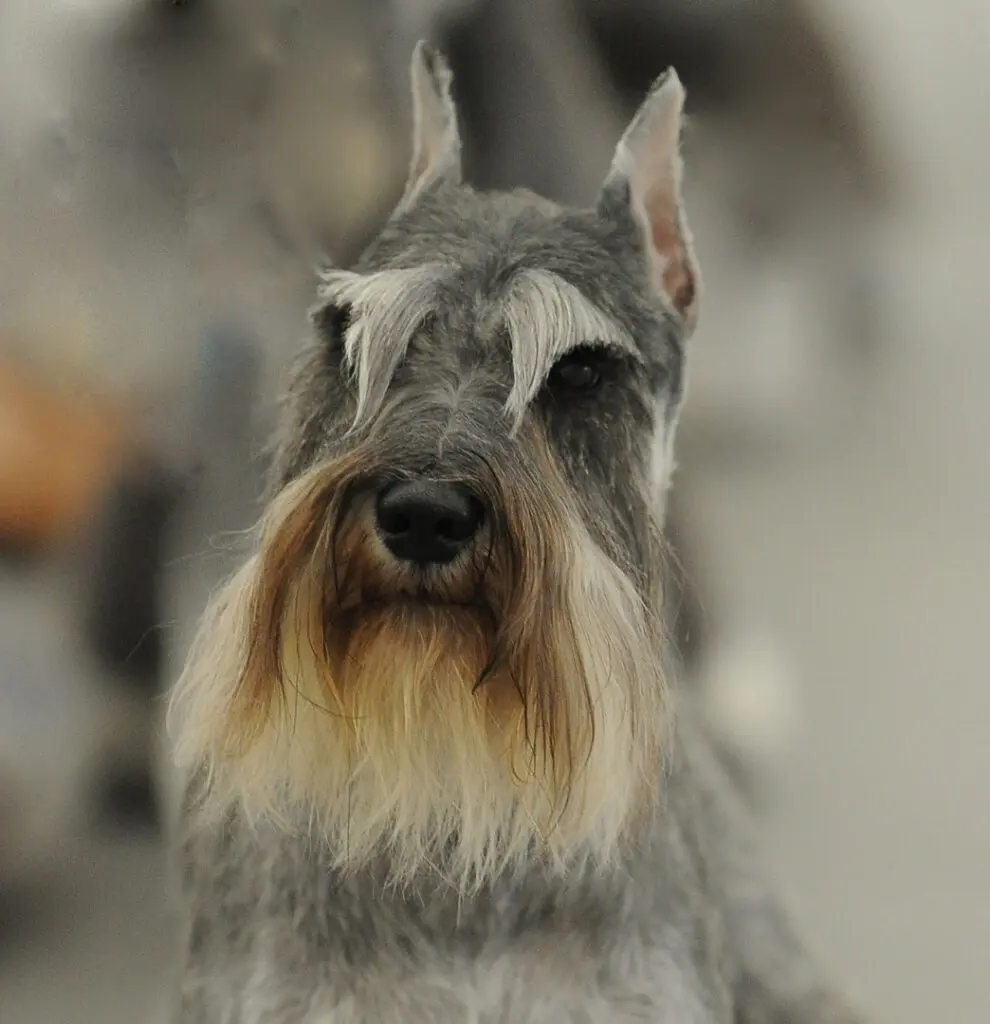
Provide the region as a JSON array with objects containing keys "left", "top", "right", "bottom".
[{"left": 167, "top": 43, "right": 866, "bottom": 1023}]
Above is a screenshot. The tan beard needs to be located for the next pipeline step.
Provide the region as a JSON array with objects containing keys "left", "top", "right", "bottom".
[{"left": 168, "top": 451, "right": 668, "bottom": 892}]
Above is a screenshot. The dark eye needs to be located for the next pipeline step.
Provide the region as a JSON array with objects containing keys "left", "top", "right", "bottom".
[
  {"left": 313, "top": 303, "right": 353, "bottom": 378},
  {"left": 548, "top": 346, "right": 607, "bottom": 394},
  {"left": 321, "top": 303, "right": 352, "bottom": 344}
]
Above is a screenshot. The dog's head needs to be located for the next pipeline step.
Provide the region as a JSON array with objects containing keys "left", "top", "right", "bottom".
[{"left": 169, "top": 44, "right": 701, "bottom": 890}]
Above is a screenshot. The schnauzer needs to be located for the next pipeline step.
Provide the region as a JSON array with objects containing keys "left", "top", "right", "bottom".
[{"left": 167, "top": 43, "right": 866, "bottom": 1023}]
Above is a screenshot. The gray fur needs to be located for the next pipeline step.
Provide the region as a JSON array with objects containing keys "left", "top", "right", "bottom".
[
  {"left": 170, "top": 46, "right": 867, "bottom": 1024},
  {"left": 173, "top": 713, "right": 863, "bottom": 1023}
]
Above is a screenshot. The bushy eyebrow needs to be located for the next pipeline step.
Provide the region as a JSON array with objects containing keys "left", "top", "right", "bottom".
[
  {"left": 316, "top": 264, "right": 631, "bottom": 431},
  {"left": 316, "top": 263, "right": 452, "bottom": 430},
  {"left": 499, "top": 268, "right": 635, "bottom": 422}
]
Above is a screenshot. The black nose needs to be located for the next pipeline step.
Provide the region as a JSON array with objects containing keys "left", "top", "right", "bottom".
[{"left": 375, "top": 480, "right": 485, "bottom": 566}]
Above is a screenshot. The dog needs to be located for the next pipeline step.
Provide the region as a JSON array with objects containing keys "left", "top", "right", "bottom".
[{"left": 166, "top": 43, "right": 866, "bottom": 1023}]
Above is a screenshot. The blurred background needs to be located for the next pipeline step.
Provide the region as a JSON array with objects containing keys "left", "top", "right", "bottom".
[{"left": 0, "top": 1, "right": 987, "bottom": 1021}]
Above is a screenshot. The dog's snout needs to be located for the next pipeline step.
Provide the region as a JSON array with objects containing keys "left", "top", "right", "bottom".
[{"left": 375, "top": 480, "right": 485, "bottom": 566}]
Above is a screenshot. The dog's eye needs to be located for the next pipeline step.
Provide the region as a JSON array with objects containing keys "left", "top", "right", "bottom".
[
  {"left": 548, "top": 346, "right": 606, "bottom": 394},
  {"left": 321, "top": 303, "right": 352, "bottom": 347},
  {"left": 314, "top": 302, "right": 354, "bottom": 377}
]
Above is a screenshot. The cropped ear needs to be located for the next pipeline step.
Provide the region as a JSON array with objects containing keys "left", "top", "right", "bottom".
[
  {"left": 598, "top": 70, "right": 700, "bottom": 333},
  {"left": 395, "top": 41, "right": 462, "bottom": 215}
]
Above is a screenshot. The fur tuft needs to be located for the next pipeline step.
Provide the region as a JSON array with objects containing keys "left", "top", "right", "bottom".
[{"left": 168, "top": 434, "right": 667, "bottom": 893}]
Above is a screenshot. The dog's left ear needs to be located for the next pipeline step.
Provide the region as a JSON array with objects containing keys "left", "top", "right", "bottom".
[
  {"left": 395, "top": 41, "right": 462, "bottom": 215},
  {"left": 598, "top": 70, "right": 700, "bottom": 333}
]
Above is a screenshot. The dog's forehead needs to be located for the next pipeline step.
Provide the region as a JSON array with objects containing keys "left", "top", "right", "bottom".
[
  {"left": 317, "top": 186, "right": 679, "bottom": 428},
  {"left": 359, "top": 187, "right": 647, "bottom": 317}
]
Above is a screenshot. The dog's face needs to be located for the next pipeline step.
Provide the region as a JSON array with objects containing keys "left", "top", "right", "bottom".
[{"left": 170, "top": 45, "right": 700, "bottom": 890}]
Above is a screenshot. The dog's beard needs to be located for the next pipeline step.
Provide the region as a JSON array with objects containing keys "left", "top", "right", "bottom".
[{"left": 169, "top": 450, "right": 668, "bottom": 891}]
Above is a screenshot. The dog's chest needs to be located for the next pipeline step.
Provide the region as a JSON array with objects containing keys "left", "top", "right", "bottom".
[{"left": 295, "top": 943, "right": 718, "bottom": 1024}]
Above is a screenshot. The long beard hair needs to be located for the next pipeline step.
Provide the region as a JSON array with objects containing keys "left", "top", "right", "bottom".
[{"left": 168, "top": 430, "right": 669, "bottom": 892}]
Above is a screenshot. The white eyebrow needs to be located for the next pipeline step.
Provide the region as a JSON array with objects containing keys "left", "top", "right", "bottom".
[
  {"left": 500, "top": 268, "right": 633, "bottom": 422},
  {"left": 316, "top": 263, "right": 450, "bottom": 428}
]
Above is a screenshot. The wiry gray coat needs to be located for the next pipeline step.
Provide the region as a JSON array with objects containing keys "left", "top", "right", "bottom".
[
  {"left": 176, "top": 722, "right": 862, "bottom": 1022},
  {"left": 169, "top": 45, "right": 866, "bottom": 1024}
]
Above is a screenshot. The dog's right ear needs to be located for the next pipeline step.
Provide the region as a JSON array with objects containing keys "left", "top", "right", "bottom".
[{"left": 394, "top": 42, "right": 462, "bottom": 215}]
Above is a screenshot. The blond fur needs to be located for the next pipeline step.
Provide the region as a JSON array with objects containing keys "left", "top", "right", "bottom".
[{"left": 168, "top": 449, "right": 667, "bottom": 893}]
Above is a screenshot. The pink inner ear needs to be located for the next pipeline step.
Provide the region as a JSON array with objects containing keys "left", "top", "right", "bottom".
[{"left": 646, "top": 193, "right": 695, "bottom": 319}]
